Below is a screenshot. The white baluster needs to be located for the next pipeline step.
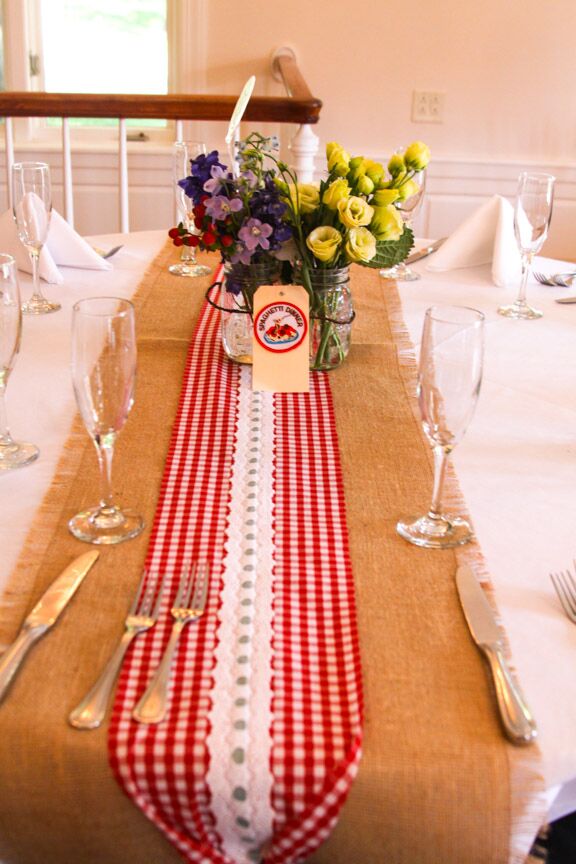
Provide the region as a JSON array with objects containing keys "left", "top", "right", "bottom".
[
  {"left": 62, "top": 118, "right": 74, "bottom": 227},
  {"left": 175, "top": 119, "right": 183, "bottom": 141},
  {"left": 119, "top": 118, "right": 129, "bottom": 233},
  {"left": 289, "top": 124, "right": 319, "bottom": 182},
  {"left": 5, "top": 117, "right": 14, "bottom": 211}
]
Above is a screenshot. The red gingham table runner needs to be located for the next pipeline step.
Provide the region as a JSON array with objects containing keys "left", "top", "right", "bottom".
[{"left": 108, "top": 278, "right": 363, "bottom": 864}]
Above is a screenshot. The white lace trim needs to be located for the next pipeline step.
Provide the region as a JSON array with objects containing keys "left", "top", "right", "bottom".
[{"left": 206, "top": 365, "right": 275, "bottom": 864}]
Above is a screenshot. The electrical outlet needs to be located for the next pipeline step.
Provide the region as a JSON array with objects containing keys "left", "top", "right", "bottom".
[{"left": 412, "top": 90, "right": 445, "bottom": 123}]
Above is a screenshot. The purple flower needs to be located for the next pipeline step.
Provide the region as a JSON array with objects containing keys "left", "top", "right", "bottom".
[
  {"left": 239, "top": 170, "right": 258, "bottom": 189},
  {"left": 203, "top": 165, "right": 230, "bottom": 196},
  {"left": 230, "top": 244, "right": 254, "bottom": 265},
  {"left": 178, "top": 150, "right": 226, "bottom": 205},
  {"left": 204, "top": 195, "right": 243, "bottom": 221},
  {"left": 238, "top": 218, "right": 273, "bottom": 252}
]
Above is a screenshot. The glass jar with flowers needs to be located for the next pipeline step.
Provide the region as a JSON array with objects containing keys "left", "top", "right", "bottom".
[
  {"left": 272, "top": 138, "right": 431, "bottom": 370},
  {"left": 168, "top": 138, "right": 292, "bottom": 364}
]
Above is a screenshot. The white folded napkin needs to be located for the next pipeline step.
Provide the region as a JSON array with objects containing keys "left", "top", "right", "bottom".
[
  {"left": 0, "top": 206, "right": 112, "bottom": 284},
  {"left": 427, "top": 194, "right": 522, "bottom": 286}
]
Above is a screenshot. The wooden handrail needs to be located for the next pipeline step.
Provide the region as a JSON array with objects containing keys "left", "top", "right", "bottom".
[{"left": 0, "top": 92, "right": 322, "bottom": 124}]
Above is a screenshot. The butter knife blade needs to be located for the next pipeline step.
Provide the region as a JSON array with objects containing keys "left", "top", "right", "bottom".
[
  {"left": 555, "top": 296, "right": 576, "bottom": 304},
  {"left": 0, "top": 550, "right": 99, "bottom": 704},
  {"left": 404, "top": 237, "right": 447, "bottom": 265},
  {"left": 456, "top": 564, "right": 537, "bottom": 745}
]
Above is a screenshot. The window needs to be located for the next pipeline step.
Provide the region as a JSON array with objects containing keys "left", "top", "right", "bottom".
[
  {"left": 0, "top": 0, "right": 194, "bottom": 142},
  {"left": 41, "top": 2, "right": 167, "bottom": 96}
]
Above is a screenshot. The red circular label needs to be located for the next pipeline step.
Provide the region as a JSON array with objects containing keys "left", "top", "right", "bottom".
[{"left": 254, "top": 302, "right": 308, "bottom": 353}]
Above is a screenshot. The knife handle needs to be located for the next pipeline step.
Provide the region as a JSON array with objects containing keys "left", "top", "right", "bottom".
[
  {"left": 0, "top": 625, "right": 47, "bottom": 705},
  {"left": 483, "top": 644, "right": 537, "bottom": 745}
]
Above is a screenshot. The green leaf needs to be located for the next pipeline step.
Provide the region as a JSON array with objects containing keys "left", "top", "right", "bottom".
[{"left": 364, "top": 227, "right": 415, "bottom": 269}]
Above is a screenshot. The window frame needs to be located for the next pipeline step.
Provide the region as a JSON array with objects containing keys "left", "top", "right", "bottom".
[{"left": 0, "top": 0, "right": 199, "bottom": 147}]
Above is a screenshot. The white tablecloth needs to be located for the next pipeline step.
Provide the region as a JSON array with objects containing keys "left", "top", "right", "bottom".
[{"left": 1, "top": 230, "right": 575, "bottom": 823}]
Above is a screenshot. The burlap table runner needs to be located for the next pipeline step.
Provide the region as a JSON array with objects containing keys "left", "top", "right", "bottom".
[{"left": 0, "top": 244, "right": 544, "bottom": 864}]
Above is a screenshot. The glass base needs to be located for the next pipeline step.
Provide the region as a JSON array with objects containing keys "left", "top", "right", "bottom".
[
  {"left": 396, "top": 513, "right": 474, "bottom": 549},
  {"left": 379, "top": 263, "right": 420, "bottom": 282},
  {"left": 22, "top": 296, "right": 61, "bottom": 315},
  {"left": 168, "top": 262, "right": 211, "bottom": 278},
  {"left": 68, "top": 505, "right": 144, "bottom": 545},
  {"left": 0, "top": 441, "right": 39, "bottom": 472},
  {"left": 497, "top": 301, "right": 542, "bottom": 320}
]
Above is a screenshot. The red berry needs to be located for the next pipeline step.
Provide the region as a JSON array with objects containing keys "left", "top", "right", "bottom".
[
  {"left": 168, "top": 227, "right": 180, "bottom": 239},
  {"left": 203, "top": 232, "right": 216, "bottom": 246},
  {"left": 194, "top": 217, "right": 204, "bottom": 230},
  {"left": 221, "top": 235, "right": 234, "bottom": 247},
  {"left": 189, "top": 235, "right": 200, "bottom": 247},
  {"left": 173, "top": 237, "right": 184, "bottom": 247}
]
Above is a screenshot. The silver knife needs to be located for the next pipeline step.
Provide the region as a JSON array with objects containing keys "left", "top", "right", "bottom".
[
  {"left": 404, "top": 237, "right": 447, "bottom": 265},
  {"left": 456, "top": 564, "right": 537, "bottom": 745},
  {"left": 0, "top": 551, "right": 99, "bottom": 704}
]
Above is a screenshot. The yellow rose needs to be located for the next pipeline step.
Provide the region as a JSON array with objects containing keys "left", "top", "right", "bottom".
[
  {"left": 396, "top": 178, "right": 420, "bottom": 201},
  {"left": 337, "top": 195, "right": 374, "bottom": 229},
  {"left": 322, "top": 178, "right": 350, "bottom": 210},
  {"left": 356, "top": 174, "right": 374, "bottom": 196},
  {"left": 306, "top": 226, "right": 343, "bottom": 264},
  {"left": 345, "top": 227, "right": 377, "bottom": 263},
  {"left": 372, "top": 188, "right": 400, "bottom": 207},
  {"left": 364, "top": 159, "right": 385, "bottom": 186},
  {"left": 370, "top": 205, "right": 404, "bottom": 241},
  {"left": 347, "top": 156, "right": 367, "bottom": 183},
  {"left": 288, "top": 182, "right": 320, "bottom": 213},
  {"left": 387, "top": 153, "right": 406, "bottom": 178},
  {"left": 326, "top": 142, "right": 350, "bottom": 176},
  {"left": 403, "top": 141, "right": 431, "bottom": 171}
]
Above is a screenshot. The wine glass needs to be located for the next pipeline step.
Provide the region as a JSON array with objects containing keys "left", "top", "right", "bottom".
[
  {"left": 498, "top": 172, "right": 555, "bottom": 320},
  {"left": 397, "top": 305, "right": 484, "bottom": 549},
  {"left": 0, "top": 254, "right": 39, "bottom": 472},
  {"left": 380, "top": 167, "right": 426, "bottom": 283},
  {"left": 69, "top": 297, "right": 144, "bottom": 545},
  {"left": 169, "top": 141, "right": 211, "bottom": 278},
  {"left": 11, "top": 162, "right": 61, "bottom": 315}
]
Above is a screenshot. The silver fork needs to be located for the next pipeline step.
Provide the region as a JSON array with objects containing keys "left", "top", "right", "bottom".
[
  {"left": 68, "top": 567, "right": 165, "bottom": 730},
  {"left": 534, "top": 271, "right": 576, "bottom": 287},
  {"left": 550, "top": 564, "right": 576, "bottom": 622},
  {"left": 132, "top": 562, "right": 210, "bottom": 725}
]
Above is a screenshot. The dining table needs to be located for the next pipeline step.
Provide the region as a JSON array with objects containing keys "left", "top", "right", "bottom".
[{"left": 0, "top": 228, "right": 575, "bottom": 864}]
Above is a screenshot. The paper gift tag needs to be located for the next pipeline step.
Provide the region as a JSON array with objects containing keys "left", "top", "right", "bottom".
[{"left": 252, "top": 284, "right": 309, "bottom": 393}]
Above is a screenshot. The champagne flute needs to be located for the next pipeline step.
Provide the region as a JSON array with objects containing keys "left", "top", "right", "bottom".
[
  {"left": 169, "top": 140, "right": 211, "bottom": 278},
  {"left": 11, "top": 162, "right": 61, "bottom": 315},
  {"left": 0, "top": 254, "right": 39, "bottom": 471},
  {"left": 380, "top": 166, "right": 426, "bottom": 283},
  {"left": 397, "top": 305, "right": 484, "bottom": 549},
  {"left": 498, "top": 172, "right": 555, "bottom": 320},
  {"left": 69, "top": 297, "right": 144, "bottom": 545}
]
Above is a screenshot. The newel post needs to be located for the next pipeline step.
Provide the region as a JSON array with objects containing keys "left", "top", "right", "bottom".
[{"left": 289, "top": 124, "right": 320, "bottom": 183}]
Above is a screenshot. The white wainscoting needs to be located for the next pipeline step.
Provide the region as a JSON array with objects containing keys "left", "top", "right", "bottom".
[{"left": 0, "top": 148, "right": 574, "bottom": 260}]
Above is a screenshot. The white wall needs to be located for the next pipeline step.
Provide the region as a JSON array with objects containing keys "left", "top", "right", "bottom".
[{"left": 3, "top": 0, "right": 575, "bottom": 257}]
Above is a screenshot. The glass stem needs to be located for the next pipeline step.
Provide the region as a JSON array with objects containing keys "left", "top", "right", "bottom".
[
  {"left": 30, "top": 248, "right": 46, "bottom": 301},
  {"left": 182, "top": 215, "right": 197, "bottom": 264},
  {"left": 517, "top": 252, "right": 532, "bottom": 306},
  {"left": 94, "top": 433, "right": 117, "bottom": 515},
  {"left": 0, "top": 382, "right": 14, "bottom": 446},
  {"left": 427, "top": 444, "right": 449, "bottom": 521}
]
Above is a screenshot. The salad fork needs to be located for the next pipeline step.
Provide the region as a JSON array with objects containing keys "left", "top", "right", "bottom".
[
  {"left": 550, "top": 564, "right": 576, "bottom": 623},
  {"left": 133, "top": 562, "right": 210, "bottom": 725},
  {"left": 69, "top": 567, "right": 165, "bottom": 730}
]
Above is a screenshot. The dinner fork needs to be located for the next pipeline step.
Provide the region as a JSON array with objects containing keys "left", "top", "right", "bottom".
[
  {"left": 132, "top": 562, "right": 210, "bottom": 725},
  {"left": 550, "top": 564, "right": 576, "bottom": 623},
  {"left": 534, "top": 271, "right": 576, "bottom": 287},
  {"left": 68, "top": 567, "right": 165, "bottom": 730}
]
